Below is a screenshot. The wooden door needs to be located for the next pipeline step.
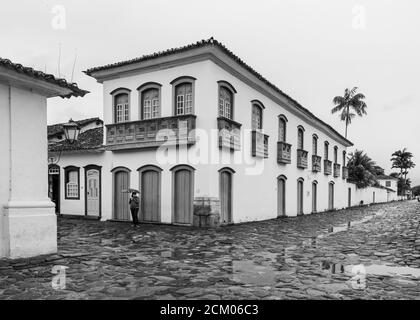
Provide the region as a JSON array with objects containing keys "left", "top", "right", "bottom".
[
  {"left": 297, "top": 180, "right": 304, "bottom": 215},
  {"left": 348, "top": 188, "right": 352, "bottom": 207},
  {"left": 86, "top": 169, "right": 100, "bottom": 217},
  {"left": 220, "top": 170, "right": 233, "bottom": 224},
  {"left": 312, "top": 182, "right": 317, "bottom": 213},
  {"left": 113, "top": 170, "right": 130, "bottom": 221},
  {"left": 141, "top": 169, "right": 161, "bottom": 222},
  {"left": 173, "top": 169, "right": 193, "bottom": 225},
  {"left": 328, "top": 183, "right": 334, "bottom": 210},
  {"left": 277, "top": 177, "right": 286, "bottom": 217}
]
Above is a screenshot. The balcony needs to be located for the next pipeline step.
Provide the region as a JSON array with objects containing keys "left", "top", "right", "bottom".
[
  {"left": 312, "top": 155, "right": 322, "bottom": 172},
  {"left": 217, "top": 117, "right": 242, "bottom": 151},
  {"left": 334, "top": 163, "right": 341, "bottom": 178},
  {"left": 277, "top": 141, "right": 292, "bottom": 164},
  {"left": 342, "top": 166, "right": 349, "bottom": 179},
  {"left": 296, "top": 149, "right": 308, "bottom": 169},
  {"left": 324, "top": 160, "right": 332, "bottom": 175},
  {"left": 106, "top": 114, "right": 196, "bottom": 151},
  {"left": 251, "top": 130, "right": 269, "bottom": 158}
]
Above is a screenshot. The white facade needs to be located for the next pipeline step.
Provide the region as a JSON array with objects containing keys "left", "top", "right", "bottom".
[
  {"left": 0, "top": 60, "right": 86, "bottom": 258},
  {"left": 52, "top": 41, "right": 397, "bottom": 226}
]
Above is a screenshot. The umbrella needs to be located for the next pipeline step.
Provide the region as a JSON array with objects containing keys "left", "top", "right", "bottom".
[{"left": 121, "top": 188, "right": 140, "bottom": 194}]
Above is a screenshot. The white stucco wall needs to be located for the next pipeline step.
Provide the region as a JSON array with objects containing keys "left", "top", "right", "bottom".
[
  {"left": 56, "top": 58, "right": 399, "bottom": 224},
  {"left": 0, "top": 83, "right": 11, "bottom": 257},
  {"left": 1, "top": 83, "right": 57, "bottom": 258}
]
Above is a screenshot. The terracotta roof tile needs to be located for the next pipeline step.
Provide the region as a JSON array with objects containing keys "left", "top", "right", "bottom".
[
  {"left": 48, "top": 127, "right": 104, "bottom": 152},
  {"left": 0, "top": 57, "right": 89, "bottom": 98},
  {"left": 48, "top": 117, "right": 103, "bottom": 137},
  {"left": 85, "top": 37, "right": 352, "bottom": 146}
]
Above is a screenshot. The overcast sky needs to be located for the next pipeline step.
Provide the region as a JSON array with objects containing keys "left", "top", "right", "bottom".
[{"left": 1, "top": 0, "right": 419, "bottom": 184}]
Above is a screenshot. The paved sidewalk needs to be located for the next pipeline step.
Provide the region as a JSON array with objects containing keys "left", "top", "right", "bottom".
[{"left": 0, "top": 201, "right": 419, "bottom": 300}]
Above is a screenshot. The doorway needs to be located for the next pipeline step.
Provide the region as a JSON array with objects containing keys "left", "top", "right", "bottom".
[
  {"left": 139, "top": 165, "right": 161, "bottom": 223},
  {"left": 85, "top": 165, "right": 101, "bottom": 217},
  {"left": 277, "top": 175, "right": 287, "bottom": 217},
  {"left": 312, "top": 181, "right": 318, "bottom": 213},
  {"left": 48, "top": 165, "right": 60, "bottom": 213},
  {"left": 220, "top": 168, "right": 234, "bottom": 224},
  {"left": 112, "top": 167, "right": 131, "bottom": 221},
  {"left": 328, "top": 182, "right": 335, "bottom": 210},
  {"left": 172, "top": 165, "right": 194, "bottom": 225}
]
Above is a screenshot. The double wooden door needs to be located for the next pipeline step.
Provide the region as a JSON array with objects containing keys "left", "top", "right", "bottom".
[
  {"left": 113, "top": 170, "right": 130, "bottom": 221},
  {"left": 140, "top": 169, "right": 161, "bottom": 223},
  {"left": 173, "top": 168, "right": 194, "bottom": 225}
]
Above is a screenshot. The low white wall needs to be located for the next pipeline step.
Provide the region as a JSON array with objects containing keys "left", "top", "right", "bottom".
[{"left": 0, "top": 83, "right": 10, "bottom": 257}]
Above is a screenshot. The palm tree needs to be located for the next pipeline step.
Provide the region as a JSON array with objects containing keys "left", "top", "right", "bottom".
[
  {"left": 347, "top": 150, "right": 377, "bottom": 188},
  {"left": 391, "top": 148, "right": 416, "bottom": 195},
  {"left": 332, "top": 87, "right": 367, "bottom": 138}
]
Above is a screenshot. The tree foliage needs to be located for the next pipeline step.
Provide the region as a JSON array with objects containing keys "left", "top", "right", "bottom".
[
  {"left": 347, "top": 150, "right": 377, "bottom": 188},
  {"left": 332, "top": 87, "right": 367, "bottom": 138}
]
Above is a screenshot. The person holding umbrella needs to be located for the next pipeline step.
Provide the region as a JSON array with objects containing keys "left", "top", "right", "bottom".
[{"left": 129, "top": 190, "right": 140, "bottom": 226}]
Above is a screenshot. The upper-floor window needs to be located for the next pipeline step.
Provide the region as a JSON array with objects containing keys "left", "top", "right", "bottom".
[
  {"left": 111, "top": 88, "right": 131, "bottom": 123},
  {"left": 252, "top": 102, "right": 263, "bottom": 130},
  {"left": 312, "top": 134, "right": 318, "bottom": 155},
  {"left": 278, "top": 115, "right": 287, "bottom": 142},
  {"left": 218, "top": 81, "right": 236, "bottom": 120},
  {"left": 343, "top": 151, "right": 347, "bottom": 166},
  {"left": 324, "top": 141, "right": 329, "bottom": 160},
  {"left": 137, "top": 82, "right": 162, "bottom": 120},
  {"left": 334, "top": 146, "right": 338, "bottom": 163},
  {"left": 297, "top": 126, "right": 305, "bottom": 150},
  {"left": 386, "top": 181, "right": 391, "bottom": 187},
  {"left": 171, "top": 76, "right": 196, "bottom": 116}
]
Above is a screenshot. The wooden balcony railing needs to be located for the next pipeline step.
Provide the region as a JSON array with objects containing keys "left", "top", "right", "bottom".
[
  {"left": 297, "top": 149, "right": 308, "bottom": 169},
  {"left": 312, "top": 155, "right": 322, "bottom": 172},
  {"left": 277, "top": 141, "right": 292, "bottom": 164},
  {"left": 334, "top": 163, "right": 341, "bottom": 178},
  {"left": 106, "top": 114, "right": 196, "bottom": 151},
  {"left": 342, "top": 166, "right": 349, "bottom": 179},
  {"left": 324, "top": 160, "right": 332, "bottom": 175},
  {"left": 251, "top": 130, "right": 269, "bottom": 158},
  {"left": 217, "top": 117, "right": 241, "bottom": 151}
]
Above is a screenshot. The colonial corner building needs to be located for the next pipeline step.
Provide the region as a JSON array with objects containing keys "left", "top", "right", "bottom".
[
  {"left": 47, "top": 38, "right": 398, "bottom": 229},
  {"left": 0, "top": 58, "right": 87, "bottom": 259}
]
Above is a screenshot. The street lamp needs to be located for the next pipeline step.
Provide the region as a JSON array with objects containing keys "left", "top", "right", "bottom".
[
  {"left": 62, "top": 118, "right": 80, "bottom": 144},
  {"left": 49, "top": 119, "right": 81, "bottom": 165}
]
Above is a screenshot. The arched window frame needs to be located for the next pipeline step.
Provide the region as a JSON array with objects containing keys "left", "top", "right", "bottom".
[
  {"left": 342, "top": 150, "right": 347, "bottom": 167},
  {"left": 251, "top": 100, "right": 265, "bottom": 130},
  {"left": 64, "top": 166, "right": 80, "bottom": 200},
  {"left": 171, "top": 76, "right": 196, "bottom": 116},
  {"left": 324, "top": 141, "right": 330, "bottom": 160},
  {"left": 137, "top": 82, "right": 162, "bottom": 120},
  {"left": 110, "top": 88, "right": 131, "bottom": 123},
  {"left": 312, "top": 134, "right": 319, "bottom": 156},
  {"left": 218, "top": 81, "right": 236, "bottom": 120},
  {"left": 278, "top": 114, "right": 288, "bottom": 142},
  {"left": 297, "top": 125, "right": 305, "bottom": 150},
  {"left": 334, "top": 146, "right": 338, "bottom": 164}
]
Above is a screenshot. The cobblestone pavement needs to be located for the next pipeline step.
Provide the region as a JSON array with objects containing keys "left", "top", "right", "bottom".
[{"left": 0, "top": 201, "right": 419, "bottom": 300}]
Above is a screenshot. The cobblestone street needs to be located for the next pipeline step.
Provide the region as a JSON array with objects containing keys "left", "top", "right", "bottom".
[{"left": 0, "top": 201, "right": 419, "bottom": 300}]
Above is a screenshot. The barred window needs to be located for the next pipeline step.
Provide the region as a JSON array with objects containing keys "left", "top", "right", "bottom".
[{"left": 64, "top": 167, "right": 80, "bottom": 199}]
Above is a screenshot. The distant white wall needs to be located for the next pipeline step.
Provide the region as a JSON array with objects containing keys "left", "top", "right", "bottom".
[{"left": 0, "top": 83, "right": 11, "bottom": 257}]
